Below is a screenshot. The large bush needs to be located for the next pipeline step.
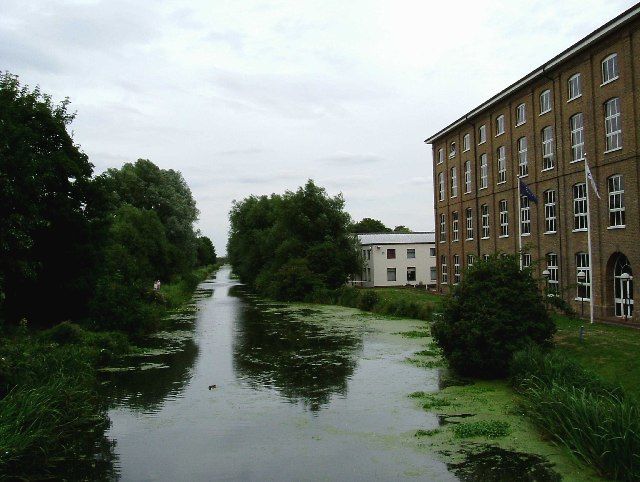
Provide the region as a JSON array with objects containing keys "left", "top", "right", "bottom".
[{"left": 432, "top": 255, "right": 555, "bottom": 378}]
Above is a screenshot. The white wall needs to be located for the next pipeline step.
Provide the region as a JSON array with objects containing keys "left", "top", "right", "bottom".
[{"left": 360, "top": 243, "right": 437, "bottom": 287}]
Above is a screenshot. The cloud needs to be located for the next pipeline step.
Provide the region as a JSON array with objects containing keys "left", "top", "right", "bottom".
[{"left": 316, "top": 152, "right": 386, "bottom": 165}]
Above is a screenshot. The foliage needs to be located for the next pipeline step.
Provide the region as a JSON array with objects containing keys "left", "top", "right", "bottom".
[
  {"left": 196, "top": 236, "right": 216, "bottom": 266},
  {"left": 392, "top": 225, "right": 412, "bottom": 233},
  {"left": 227, "top": 180, "right": 360, "bottom": 300},
  {"left": 511, "top": 345, "right": 640, "bottom": 481},
  {"left": 452, "top": 420, "right": 511, "bottom": 438},
  {"left": 357, "top": 289, "right": 379, "bottom": 311},
  {"left": 432, "top": 254, "right": 555, "bottom": 378},
  {"left": 350, "top": 217, "right": 391, "bottom": 233}
]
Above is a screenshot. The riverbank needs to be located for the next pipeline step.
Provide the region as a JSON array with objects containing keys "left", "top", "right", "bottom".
[{"left": 0, "top": 263, "right": 221, "bottom": 478}]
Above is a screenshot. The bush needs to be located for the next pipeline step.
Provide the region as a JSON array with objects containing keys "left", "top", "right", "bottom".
[
  {"left": 432, "top": 254, "right": 555, "bottom": 378},
  {"left": 357, "top": 290, "right": 379, "bottom": 311},
  {"left": 256, "top": 258, "right": 322, "bottom": 301},
  {"left": 41, "top": 321, "right": 84, "bottom": 345}
]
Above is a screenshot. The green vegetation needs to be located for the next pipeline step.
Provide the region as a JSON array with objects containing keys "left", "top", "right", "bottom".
[
  {"left": 415, "top": 429, "right": 440, "bottom": 437},
  {"left": 227, "top": 180, "right": 360, "bottom": 301},
  {"left": 432, "top": 254, "right": 555, "bottom": 377},
  {"left": 350, "top": 217, "right": 391, "bottom": 233},
  {"left": 452, "top": 420, "right": 511, "bottom": 439}
]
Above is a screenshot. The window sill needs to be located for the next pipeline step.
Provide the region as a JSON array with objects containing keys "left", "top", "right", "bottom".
[
  {"left": 567, "top": 94, "right": 582, "bottom": 103},
  {"left": 478, "top": 140, "right": 486, "bottom": 145},
  {"left": 465, "top": 238, "right": 474, "bottom": 241},
  {"left": 541, "top": 167, "right": 554, "bottom": 172},
  {"left": 572, "top": 228, "right": 587, "bottom": 233},
  {"left": 464, "top": 190, "right": 472, "bottom": 195},
  {"left": 521, "top": 233, "right": 531, "bottom": 237},
  {"left": 544, "top": 231, "right": 557, "bottom": 235},
  {"left": 539, "top": 109, "right": 552, "bottom": 116},
  {"left": 604, "top": 147, "right": 623, "bottom": 154},
  {"left": 495, "top": 132, "right": 505, "bottom": 137},
  {"left": 607, "top": 225, "right": 626, "bottom": 230},
  {"left": 481, "top": 236, "right": 490, "bottom": 240},
  {"left": 519, "top": 173, "right": 529, "bottom": 178},
  {"left": 497, "top": 181, "right": 506, "bottom": 185},
  {"left": 515, "top": 121, "right": 526, "bottom": 127},
  {"left": 439, "top": 241, "right": 446, "bottom": 244},
  {"left": 479, "top": 186, "right": 488, "bottom": 190},
  {"left": 600, "top": 77, "right": 618, "bottom": 87},
  {"left": 451, "top": 195, "right": 458, "bottom": 199},
  {"left": 499, "top": 235, "right": 509, "bottom": 238},
  {"left": 463, "top": 148, "right": 470, "bottom": 153},
  {"left": 570, "top": 158, "right": 585, "bottom": 164},
  {"left": 575, "top": 297, "right": 591, "bottom": 302}
]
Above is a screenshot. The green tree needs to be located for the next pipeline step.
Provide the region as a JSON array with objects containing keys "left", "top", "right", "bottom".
[
  {"left": 432, "top": 255, "right": 555, "bottom": 378},
  {"left": 392, "top": 225, "right": 412, "bottom": 233},
  {"left": 350, "top": 218, "right": 391, "bottom": 233},
  {"left": 196, "top": 236, "right": 217, "bottom": 266},
  {"left": 0, "top": 73, "right": 103, "bottom": 324}
]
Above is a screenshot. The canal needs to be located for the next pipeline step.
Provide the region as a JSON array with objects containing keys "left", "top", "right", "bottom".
[{"left": 101, "top": 266, "right": 456, "bottom": 480}]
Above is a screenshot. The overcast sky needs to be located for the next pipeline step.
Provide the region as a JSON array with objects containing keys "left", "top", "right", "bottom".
[{"left": 2, "top": 0, "right": 636, "bottom": 253}]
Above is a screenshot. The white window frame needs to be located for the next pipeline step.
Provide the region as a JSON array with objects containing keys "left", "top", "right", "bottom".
[
  {"left": 520, "top": 196, "right": 530, "bottom": 236},
  {"left": 438, "top": 172, "right": 445, "bottom": 201},
  {"left": 430, "top": 266, "right": 437, "bottom": 281},
  {"left": 540, "top": 89, "right": 552, "bottom": 114},
  {"left": 568, "top": 73, "right": 582, "bottom": 101},
  {"left": 499, "top": 199, "right": 509, "bottom": 237},
  {"left": 576, "top": 252, "right": 591, "bottom": 301},
  {"left": 544, "top": 189, "right": 557, "bottom": 233},
  {"left": 439, "top": 213, "right": 446, "bottom": 242},
  {"left": 450, "top": 166, "right": 458, "bottom": 197},
  {"left": 387, "top": 267, "right": 397, "bottom": 282},
  {"left": 465, "top": 208, "right": 474, "bottom": 240},
  {"left": 522, "top": 253, "right": 532, "bottom": 268},
  {"left": 463, "top": 133, "right": 470, "bottom": 152},
  {"left": 464, "top": 160, "right": 472, "bottom": 194},
  {"left": 449, "top": 142, "right": 456, "bottom": 159},
  {"left": 542, "top": 126, "right": 555, "bottom": 170},
  {"left": 517, "top": 137, "right": 528, "bottom": 177},
  {"left": 601, "top": 53, "right": 619, "bottom": 86},
  {"left": 452, "top": 211, "right": 459, "bottom": 242},
  {"left": 407, "top": 248, "right": 416, "bottom": 259},
  {"left": 547, "top": 253, "right": 559, "bottom": 293},
  {"left": 453, "top": 254, "right": 460, "bottom": 284},
  {"left": 496, "top": 115, "right": 505, "bottom": 136},
  {"left": 608, "top": 174, "right": 625, "bottom": 228},
  {"left": 437, "top": 148, "right": 444, "bottom": 165},
  {"left": 515, "top": 103, "right": 526, "bottom": 126},
  {"left": 467, "top": 254, "right": 474, "bottom": 267},
  {"left": 570, "top": 113, "right": 585, "bottom": 162},
  {"left": 429, "top": 247, "right": 436, "bottom": 257},
  {"left": 480, "top": 154, "right": 488, "bottom": 189},
  {"left": 441, "top": 255, "right": 448, "bottom": 284},
  {"left": 605, "top": 97, "right": 622, "bottom": 152},
  {"left": 478, "top": 125, "right": 486, "bottom": 144},
  {"left": 497, "top": 146, "right": 506, "bottom": 184},
  {"left": 481, "top": 204, "right": 490, "bottom": 239},
  {"left": 573, "top": 183, "right": 588, "bottom": 231}
]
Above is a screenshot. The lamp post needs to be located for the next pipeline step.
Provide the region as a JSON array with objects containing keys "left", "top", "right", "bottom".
[
  {"left": 542, "top": 269, "right": 550, "bottom": 309},
  {"left": 620, "top": 272, "right": 633, "bottom": 322},
  {"left": 577, "top": 270, "right": 587, "bottom": 319}
]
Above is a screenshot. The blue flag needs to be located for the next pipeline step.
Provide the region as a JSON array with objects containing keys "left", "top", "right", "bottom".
[{"left": 519, "top": 179, "right": 538, "bottom": 203}]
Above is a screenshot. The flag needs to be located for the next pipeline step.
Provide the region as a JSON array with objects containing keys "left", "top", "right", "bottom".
[
  {"left": 585, "top": 163, "right": 601, "bottom": 199},
  {"left": 519, "top": 179, "right": 538, "bottom": 203}
]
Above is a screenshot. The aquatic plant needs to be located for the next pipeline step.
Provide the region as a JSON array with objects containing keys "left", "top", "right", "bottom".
[{"left": 452, "top": 420, "right": 511, "bottom": 439}]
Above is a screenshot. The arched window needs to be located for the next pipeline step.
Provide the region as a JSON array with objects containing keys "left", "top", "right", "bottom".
[{"left": 613, "top": 253, "right": 633, "bottom": 317}]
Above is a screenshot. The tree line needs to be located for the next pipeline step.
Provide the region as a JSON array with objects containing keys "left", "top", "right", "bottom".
[{"left": 0, "top": 73, "right": 215, "bottom": 333}]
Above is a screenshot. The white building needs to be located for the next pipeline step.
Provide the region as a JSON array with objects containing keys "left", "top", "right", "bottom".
[{"left": 355, "top": 233, "right": 437, "bottom": 288}]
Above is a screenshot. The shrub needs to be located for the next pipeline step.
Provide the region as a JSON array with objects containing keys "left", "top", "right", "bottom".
[
  {"left": 432, "top": 254, "right": 555, "bottom": 378},
  {"left": 357, "top": 290, "right": 379, "bottom": 311},
  {"left": 41, "top": 321, "right": 84, "bottom": 345},
  {"left": 256, "top": 258, "right": 322, "bottom": 301}
]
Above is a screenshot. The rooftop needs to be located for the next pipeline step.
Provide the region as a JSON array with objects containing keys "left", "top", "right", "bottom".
[{"left": 357, "top": 232, "right": 435, "bottom": 245}]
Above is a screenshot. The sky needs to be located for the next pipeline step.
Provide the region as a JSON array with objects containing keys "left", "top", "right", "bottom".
[{"left": 2, "top": 0, "right": 637, "bottom": 254}]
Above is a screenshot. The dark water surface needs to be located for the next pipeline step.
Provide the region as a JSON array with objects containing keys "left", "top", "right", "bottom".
[{"left": 102, "top": 267, "right": 456, "bottom": 481}]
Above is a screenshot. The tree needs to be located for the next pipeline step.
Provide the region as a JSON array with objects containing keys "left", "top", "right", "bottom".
[
  {"left": 0, "top": 72, "right": 103, "bottom": 324},
  {"left": 431, "top": 255, "right": 555, "bottom": 378},
  {"left": 393, "top": 225, "right": 412, "bottom": 233},
  {"left": 350, "top": 218, "right": 391, "bottom": 233},
  {"left": 196, "top": 236, "right": 217, "bottom": 266}
]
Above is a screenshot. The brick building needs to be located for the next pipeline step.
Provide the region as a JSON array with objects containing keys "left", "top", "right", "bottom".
[{"left": 425, "top": 3, "right": 640, "bottom": 322}]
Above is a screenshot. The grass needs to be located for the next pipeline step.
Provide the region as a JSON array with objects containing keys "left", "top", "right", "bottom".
[{"left": 452, "top": 420, "right": 511, "bottom": 439}]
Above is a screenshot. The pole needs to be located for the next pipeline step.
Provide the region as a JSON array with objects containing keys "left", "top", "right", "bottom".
[
  {"left": 585, "top": 160, "right": 595, "bottom": 324},
  {"left": 517, "top": 178, "right": 522, "bottom": 270}
]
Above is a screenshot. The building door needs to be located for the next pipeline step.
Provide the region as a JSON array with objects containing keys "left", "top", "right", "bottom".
[{"left": 613, "top": 254, "right": 633, "bottom": 318}]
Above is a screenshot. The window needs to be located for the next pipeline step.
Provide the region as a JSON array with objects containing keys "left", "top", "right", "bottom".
[
  {"left": 601, "top": 53, "right": 619, "bottom": 85},
  {"left": 387, "top": 248, "right": 396, "bottom": 259},
  {"left": 441, "top": 255, "right": 448, "bottom": 283},
  {"left": 605, "top": 98, "right": 622, "bottom": 151},
  {"left": 608, "top": 174, "right": 625, "bottom": 227},
  {"left": 407, "top": 248, "right": 416, "bottom": 259},
  {"left": 464, "top": 161, "right": 472, "bottom": 193},
  {"left": 429, "top": 247, "right": 436, "bottom": 257},
  {"left": 483, "top": 254, "right": 490, "bottom": 262},
  {"left": 540, "top": 89, "right": 552, "bottom": 114},
  {"left": 465, "top": 208, "right": 474, "bottom": 240},
  {"left": 480, "top": 154, "right": 488, "bottom": 189},
  {"left": 520, "top": 196, "right": 530, "bottom": 235},
  {"left": 463, "top": 133, "right": 470, "bottom": 152},
  {"left": 430, "top": 266, "right": 437, "bottom": 281},
  {"left": 452, "top": 211, "right": 459, "bottom": 242},
  {"left": 576, "top": 252, "right": 591, "bottom": 300},
  {"left": 547, "top": 253, "right": 559, "bottom": 294},
  {"left": 439, "top": 214, "right": 446, "bottom": 242},
  {"left": 387, "top": 268, "right": 397, "bottom": 282},
  {"left": 367, "top": 267, "right": 371, "bottom": 281},
  {"left": 573, "top": 183, "right": 588, "bottom": 231},
  {"left": 542, "top": 126, "right": 554, "bottom": 170},
  {"left": 516, "top": 103, "right": 526, "bottom": 125},
  {"left": 437, "top": 148, "right": 444, "bottom": 164},
  {"left": 568, "top": 73, "right": 582, "bottom": 100},
  {"left": 450, "top": 142, "right": 456, "bottom": 158},
  {"left": 570, "top": 113, "right": 585, "bottom": 162},
  {"left": 517, "top": 137, "right": 528, "bottom": 177},
  {"left": 453, "top": 255, "right": 460, "bottom": 284},
  {"left": 467, "top": 254, "right": 474, "bottom": 267},
  {"left": 499, "top": 200, "right": 509, "bottom": 237},
  {"left": 522, "top": 253, "right": 531, "bottom": 268},
  {"left": 450, "top": 167, "right": 458, "bottom": 197},
  {"left": 438, "top": 172, "right": 445, "bottom": 201},
  {"left": 497, "top": 146, "right": 506, "bottom": 184},
  {"left": 481, "top": 204, "right": 490, "bottom": 239},
  {"left": 479, "top": 124, "right": 487, "bottom": 144},
  {"left": 367, "top": 250, "right": 371, "bottom": 260},
  {"left": 407, "top": 267, "right": 416, "bottom": 282},
  {"left": 544, "top": 190, "right": 557, "bottom": 233},
  {"left": 496, "top": 115, "right": 505, "bottom": 135}
]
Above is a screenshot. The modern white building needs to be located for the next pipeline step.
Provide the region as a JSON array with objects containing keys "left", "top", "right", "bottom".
[{"left": 355, "top": 233, "right": 437, "bottom": 288}]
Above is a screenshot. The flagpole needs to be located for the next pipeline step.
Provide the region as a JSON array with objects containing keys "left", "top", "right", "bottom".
[
  {"left": 517, "top": 178, "right": 522, "bottom": 269},
  {"left": 584, "top": 158, "right": 595, "bottom": 324}
]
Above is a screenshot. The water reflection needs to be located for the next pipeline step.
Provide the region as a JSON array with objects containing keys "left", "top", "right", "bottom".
[{"left": 232, "top": 286, "right": 363, "bottom": 411}]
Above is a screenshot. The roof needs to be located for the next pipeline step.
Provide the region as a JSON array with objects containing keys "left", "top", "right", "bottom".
[
  {"left": 357, "top": 232, "right": 435, "bottom": 245},
  {"left": 424, "top": 2, "right": 640, "bottom": 144}
]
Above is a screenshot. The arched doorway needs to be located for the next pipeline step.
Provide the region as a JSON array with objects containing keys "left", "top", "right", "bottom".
[{"left": 613, "top": 253, "right": 633, "bottom": 318}]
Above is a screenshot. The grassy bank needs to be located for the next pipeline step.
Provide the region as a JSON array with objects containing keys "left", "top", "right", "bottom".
[{"left": 0, "top": 263, "right": 220, "bottom": 477}]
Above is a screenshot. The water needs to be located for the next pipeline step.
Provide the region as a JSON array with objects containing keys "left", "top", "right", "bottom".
[{"left": 101, "top": 267, "right": 456, "bottom": 480}]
